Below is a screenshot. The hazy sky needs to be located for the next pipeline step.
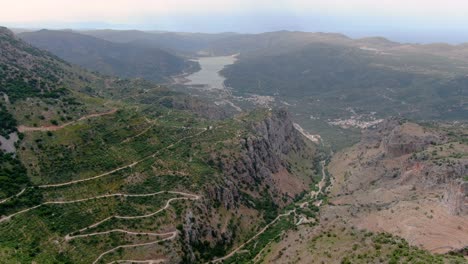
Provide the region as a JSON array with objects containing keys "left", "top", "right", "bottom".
[{"left": 2, "top": 0, "right": 468, "bottom": 42}]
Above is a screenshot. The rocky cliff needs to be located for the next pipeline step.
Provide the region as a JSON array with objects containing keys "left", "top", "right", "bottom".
[
  {"left": 381, "top": 121, "right": 442, "bottom": 158},
  {"left": 444, "top": 179, "right": 468, "bottom": 215},
  {"left": 181, "top": 109, "right": 318, "bottom": 261},
  {"left": 207, "top": 109, "right": 316, "bottom": 208}
]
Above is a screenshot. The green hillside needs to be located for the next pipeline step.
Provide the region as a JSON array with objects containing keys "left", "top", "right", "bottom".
[
  {"left": 19, "top": 30, "right": 199, "bottom": 83},
  {"left": 222, "top": 42, "right": 468, "bottom": 120},
  {"left": 0, "top": 27, "right": 321, "bottom": 263}
]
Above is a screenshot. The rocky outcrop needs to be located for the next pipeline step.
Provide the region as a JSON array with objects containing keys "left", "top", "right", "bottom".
[
  {"left": 353, "top": 118, "right": 467, "bottom": 210},
  {"left": 207, "top": 109, "right": 314, "bottom": 208},
  {"left": 204, "top": 181, "right": 240, "bottom": 210},
  {"left": 380, "top": 121, "right": 442, "bottom": 158},
  {"left": 179, "top": 109, "right": 318, "bottom": 262},
  {"left": 443, "top": 179, "right": 468, "bottom": 215},
  {"left": 418, "top": 160, "right": 468, "bottom": 188}
]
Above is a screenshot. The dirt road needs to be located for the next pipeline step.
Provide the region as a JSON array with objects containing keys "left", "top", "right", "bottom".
[{"left": 18, "top": 109, "right": 117, "bottom": 132}]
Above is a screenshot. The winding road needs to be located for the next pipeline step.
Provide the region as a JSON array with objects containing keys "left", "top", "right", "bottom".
[
  {"left": 1, "top": 113, "right": 214, "bottom": 263},
  {"left": 208, "top": 210, "right": 295, "bottom": 263},
  {"left": 69, "top": 194, "right": 200, "bottom": 236},
  {"left": 0, "top": 191, "right": 199, "bottom": 223},
  {"left": 0, "top": 188, "right": 26, "bottom": 204},
  {"left": 66, "top": 230, "right": 175, "bottom": 241},
  {"left": 92, "top": 231, "right": 177, "bottom": 264},
  {"left": 105, "top": 259, "right": 166, "bottom": 264}
]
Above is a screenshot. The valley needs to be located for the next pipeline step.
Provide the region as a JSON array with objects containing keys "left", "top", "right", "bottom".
[{"left": 0, "top": 24, "right": 466, "bottom": 264}]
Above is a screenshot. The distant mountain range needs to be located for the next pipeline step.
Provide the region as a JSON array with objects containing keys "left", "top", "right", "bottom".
[{"left": 81, "top": 29, "right": 237, "bottom": 55}]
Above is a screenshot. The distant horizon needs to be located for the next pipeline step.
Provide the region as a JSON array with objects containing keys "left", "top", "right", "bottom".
[
  {"left": 7, "top": 25, "right": 468, "bottom": 45},
  {"left": 2, "top": 0, "right": 468, "bottom": 44}
]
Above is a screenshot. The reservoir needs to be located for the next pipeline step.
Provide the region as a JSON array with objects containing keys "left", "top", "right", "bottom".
[{"left": 185, "top": 55, "right": 236, "bottom": 90}]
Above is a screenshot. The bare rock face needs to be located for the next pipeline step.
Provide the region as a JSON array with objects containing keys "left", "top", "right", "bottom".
[
  {"left": 207, "top": 109, "right": 313, "bottom": 208},
  {"left": 205, "top": 181, "right": 240, "bottom": 210},
  {"left": 381, "top": 121, "right": 442, "bottom": 158},
  {"left": 417, "top": 160, "right": 468, "bottom": 188},
  {"left": 183, "top": 109, "right": 316, "bottom": 261},
  {"left": 443, "top": 179, "right": 468, "bottom": 215}
]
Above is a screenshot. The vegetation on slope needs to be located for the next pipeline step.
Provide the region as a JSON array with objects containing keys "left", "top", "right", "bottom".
[
  {"left": 0, "top": 151, "right": 29, "bottom": 201},
  {"left": 304, "top": 227, "right": 466, "bottom": 264},
  {"left": 19, "top": 30, "right": 199, "bottom": 83},
  {"left": 1, "top": 26, "right": 464, "bottom": 264},
  {"left": 0, "top": 103, "right": 17, "bottom": 137},
  {"left": 221, "top": 42, "right": 467, "bottom": 121}
]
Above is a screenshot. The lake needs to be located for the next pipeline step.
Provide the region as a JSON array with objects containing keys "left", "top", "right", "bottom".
[{"left": 185, "top": 55, "right": 236, "bottom": 90}]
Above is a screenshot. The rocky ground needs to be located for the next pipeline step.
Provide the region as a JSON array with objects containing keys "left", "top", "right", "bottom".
[{"left": 255, "top": 119, "right": 467, "bottom": 263}]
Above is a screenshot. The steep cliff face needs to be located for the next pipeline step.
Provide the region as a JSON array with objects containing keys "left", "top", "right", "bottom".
[
  {"left": 181, "top": 109, "right": 319, "bottom": 262},
  {"left": 443, "top": 179, "right": 468, "bottom": 215},
  {"left": 207, "top": 109, "right": 316, "bottom": 208},
  {"left": 381, "top": 121, "right": 442, "bottom": 158},
  {"left": 410, "top": 157, "right": 468, "bottom": 189}
]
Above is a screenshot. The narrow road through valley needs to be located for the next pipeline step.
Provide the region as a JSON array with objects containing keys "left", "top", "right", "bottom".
[
  {"left": 210, "top": 160, "right": 329, "bottom": 263},
  {"left": 310, "top": 161, "right": 327, "bottom": 199}
]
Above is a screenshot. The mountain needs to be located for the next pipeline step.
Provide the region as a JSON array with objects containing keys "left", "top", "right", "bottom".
[
  {"left": 197, "top": 31, "right": 467, "bottom": 150},
  {"left": 19, "top": 29, "right": 198, "bottom": 83},
  {"left": 204, "top": 31, "right": 352, "bottom": 57},
  {"left": 1, "top": 26, "right": 466, "bottom": 263},
  {"left": 257, "top": 119, "right": 468, "bottom": 262},
  {"left": 222, "top": 42, "right": 467, "bottom": 119},
  {"left": 81, "top": 29, "right": 237, "bottom": 55},
  {"left": 0, "top": 27, "right": 322, "bottom": 263}
]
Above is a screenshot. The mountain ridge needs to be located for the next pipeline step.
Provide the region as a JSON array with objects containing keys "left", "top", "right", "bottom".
[{"left": 19, "top": 29, "right": 198, "bottom": 83}]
